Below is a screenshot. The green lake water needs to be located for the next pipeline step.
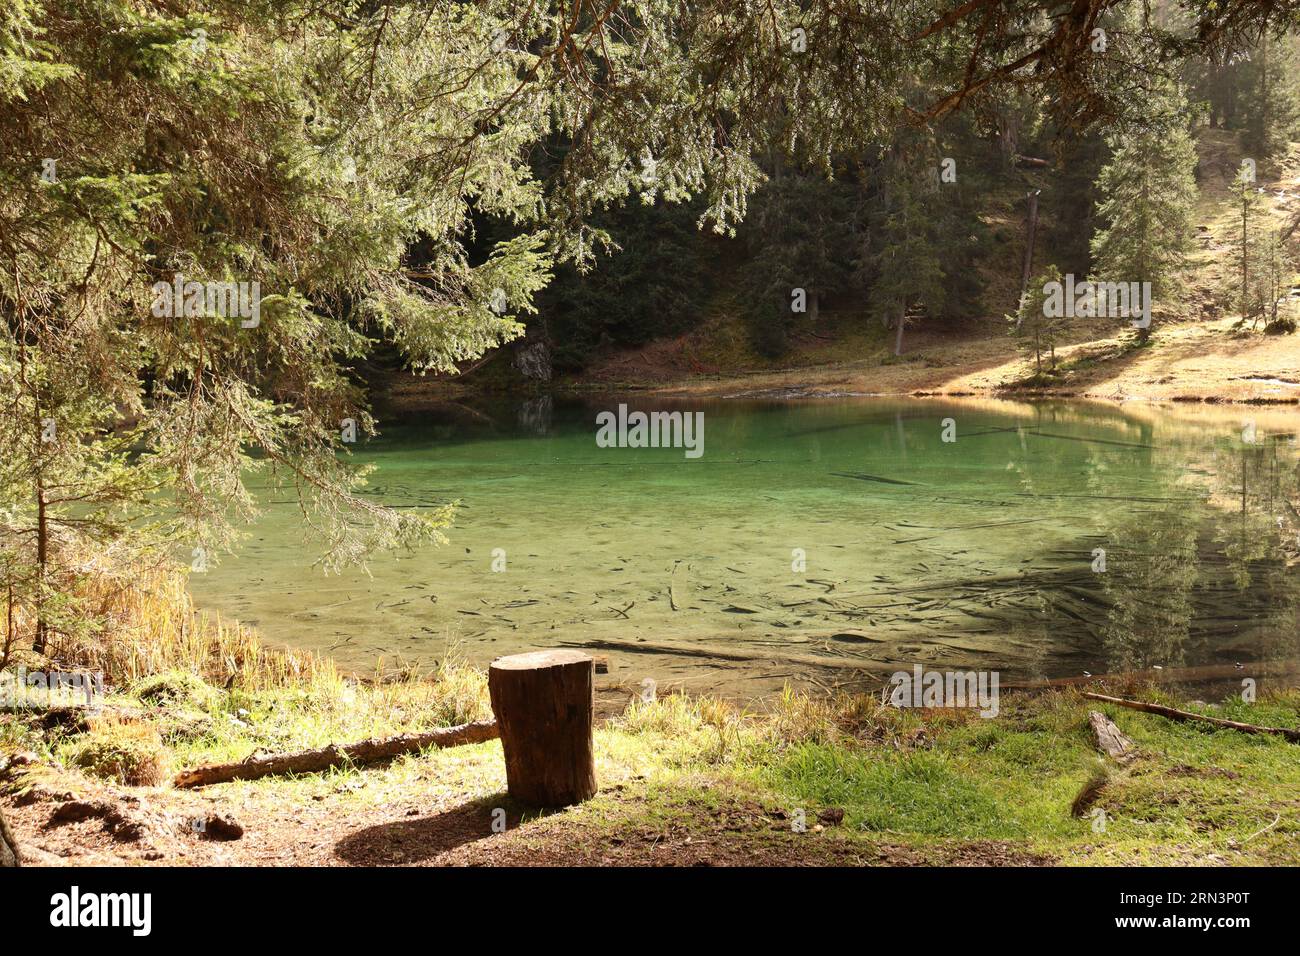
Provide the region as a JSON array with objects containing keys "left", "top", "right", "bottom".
[{"left": 188, "top": 396, "right": 1300, "bottom": 704}]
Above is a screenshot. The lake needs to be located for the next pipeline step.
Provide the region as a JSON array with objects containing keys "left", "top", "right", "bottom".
[{"left": 188, "top": 395, "right": 1300, "bottom": 705}]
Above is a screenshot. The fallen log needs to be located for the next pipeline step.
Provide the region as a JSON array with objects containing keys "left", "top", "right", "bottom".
[
  {"left": 173, "top": 719, "right": 499, "bottom": 788},
  {"left": 1083, "top": 693, "right": 1300, "bottom": 743},
  {"left": 1088, "top": 710, "right": 1136, "bottom": 763}
]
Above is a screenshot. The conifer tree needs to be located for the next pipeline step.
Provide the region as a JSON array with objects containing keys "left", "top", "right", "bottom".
[
  {"left": 867, "top": 166, "right": 946, "bottom": 357},
  {"left": 741, "top": 172, "right": 858, "bottom": 355},
  {"left": 1090, "top": 83, "right": 1197, "bottom": 341},
  {"left": 1256, "top": 227, "right": 1295, "bottom": 331},
  {"left": 1241, "top": 34, "right": 1300, "bottom": 158},
  {"left": 1009, "top": 265, "right": 1067, "bottom": 378},
  {"left": 1229, "top": 167, "right": 1269, "bottom": 323}
]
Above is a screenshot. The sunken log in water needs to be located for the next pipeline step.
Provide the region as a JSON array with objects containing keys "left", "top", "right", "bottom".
[{"left": 488, "top": 649, "right": 597, "bottom": 808}]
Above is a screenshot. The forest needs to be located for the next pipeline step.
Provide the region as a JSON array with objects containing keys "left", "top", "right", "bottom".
[{"left": 2, "top": 0, "right": 1300, "bottom": 893}]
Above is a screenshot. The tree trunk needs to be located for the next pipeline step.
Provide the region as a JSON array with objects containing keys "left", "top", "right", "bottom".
[
  {"left": 1136, "top": 182, "right": 1153, "bottom": 343},
  {"left": 488, "top": 649, "right": 596, "bottom": 807},
  {"left": 3, "top": 584, "right": 15, "bottom": 671},
  {"left": 1224, "top": 64, "right": 1238, "bottom": 128},
  {"left": 33, "top": 481, "right": 47, "bottom": 654},
  {"left": 1019, "top": 190, "right": 1041, "bottom": 307},
  {"left": 893, "top": 309, "right": 905, "bottom": 356},
  {"left": 996, "top": 110, "right": 1019, "bottom": 167},
  {"left": 0, "top": 807, "right": 19, "bottom": 867},
  {"left": 1241, "top": 190, "right": 1250, "bottom": 322},
  {"left": 1261, "top": 37, "right": 1270, "bottom": 150}
]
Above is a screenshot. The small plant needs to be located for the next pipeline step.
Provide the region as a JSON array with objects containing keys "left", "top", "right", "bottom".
[
  {"left": 1264, "top": 315, "right": 1297, "bottom": 334},
  {"left": 765, "top": 684, "right": 840, "bottom": 746},
  {"left": 1008, "top": 264, "right": 1067, "bottom": 381},
  {"left": 132, "top": 670, "right": 218, "bottom": 709},
  {"left": 425, "top": 655, "right": 492, "bottom": 726},
  {"left": 49, "top": 558, "right": 333, "bottom": 691},
  {"left": 65, "top": 718, "right": 171, "bottom": 786},
  {"left": 615, "top": 693, "right": 708, "bottom": 737}
]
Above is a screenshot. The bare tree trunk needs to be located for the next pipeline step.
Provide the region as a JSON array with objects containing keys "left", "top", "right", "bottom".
[
  {"left": 1136, "top": 181, "right": 1153, "bottom": 343},
  {"left": 3, "top": 584, "right": 15, "bottom": 674},
  {"left": 34, "top": 481, "right": 47, "bottom": 654},
  {"left": 893, "top": 309, "right": 906, "bottom": 356},
  {"left": 1241, "top": 188, "right": 1250, "bottom": 322},
  {"left": 1019, "top": 190, "right": 1041, "bottom": 307},
  {"left": 0, "top": 807, "right": 20, "bottom": 867},
  {"left": 1224, "top": 62, "right": 1238, "bottom": 127},
  {"left": 996, "top": 111, "right": 1019, "bottom": 167},
  {"left": 18, "top": 309, "right": 49, "bottom": 656}
]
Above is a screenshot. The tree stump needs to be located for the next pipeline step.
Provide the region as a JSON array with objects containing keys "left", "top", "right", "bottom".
[
  {"left": 488, "top": 650, "right": 596, "bottom": 807},
  {"left": 1087, "top": 710, "right": 1136, "bottom": 764}
]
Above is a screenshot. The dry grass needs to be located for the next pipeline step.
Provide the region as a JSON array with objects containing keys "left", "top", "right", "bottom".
[
  {"left": 1, "top": 555, "right": 494, "bottom": 783},
  {"left": 44, "top": 560, "right": 334, "bottom": 692},
  {"left": 63, "top": 714, "right": 171, "bottom": 787}
]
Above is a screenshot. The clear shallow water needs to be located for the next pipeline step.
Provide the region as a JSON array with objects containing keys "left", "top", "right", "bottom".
[{"left": 189, "top": 396, "right": 1300, "bottom": 702}]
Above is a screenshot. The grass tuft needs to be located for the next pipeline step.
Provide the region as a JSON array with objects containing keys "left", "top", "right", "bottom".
[{"left": 63, "top": 716, "right": 171, "bottom": 787}]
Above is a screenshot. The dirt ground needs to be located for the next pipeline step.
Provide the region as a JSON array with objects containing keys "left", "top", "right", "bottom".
[
  {"left": 0, "top": 754, "right": 1051, "bottom": 867},
  {"left": 396, "top": 308, "right": 1300, "bottom": 408}
]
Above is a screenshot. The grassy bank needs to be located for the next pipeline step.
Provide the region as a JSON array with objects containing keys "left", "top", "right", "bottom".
[{"left": 2, "top": 566, "right": 1298, "bottom": 867}]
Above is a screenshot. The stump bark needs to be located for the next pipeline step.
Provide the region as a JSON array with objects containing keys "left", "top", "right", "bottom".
[{"left": 488, "top": 649, "right": 596, "bottom": 807}]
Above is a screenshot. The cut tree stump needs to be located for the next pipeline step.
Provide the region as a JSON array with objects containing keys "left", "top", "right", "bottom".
[
  {"left": 488, "top": 649, "right": 596, "bottom": 807},
  {"left": 1088, "top": 710, "right": 1137, "bottom": 763}
]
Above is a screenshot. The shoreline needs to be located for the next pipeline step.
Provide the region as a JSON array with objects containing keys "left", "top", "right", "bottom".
[
  {"left": 379, "top": 315, "right": 1300, "bottom": 413},
  {"left": 4, "top": 546, "right": 1299, "bottom": 868},
  {"left": 5, "top": 650, "right": 1299, "bottom": 867}
]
